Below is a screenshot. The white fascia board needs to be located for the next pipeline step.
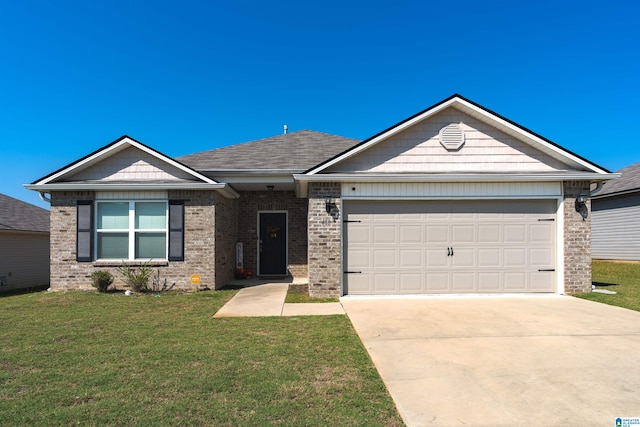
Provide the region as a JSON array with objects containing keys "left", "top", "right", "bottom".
[
  {"left": 294, "top": 173, "right": 620, "bottom": 183},
  {"left": 24, "top": 182, "right": 240, "bottom": 198},
  {"left": 35, "top": 137, "right": 218, "bottom": 186},
  {"left": 306, "top": 99, "right": 458, "bottom": 175}
]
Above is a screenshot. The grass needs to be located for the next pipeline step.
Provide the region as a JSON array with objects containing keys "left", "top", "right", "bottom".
[
  {"left": 0, "top": 290, "right": 402, "bottom": 426},
  {"left": 574, "top": 261, "right": 640, "bottom": 312},
  {"left": 285, "top": 284, "right": 339, "bottom": 303}
]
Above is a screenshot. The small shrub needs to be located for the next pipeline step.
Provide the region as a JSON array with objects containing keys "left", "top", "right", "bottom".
[
  {"left": 117, "top": 263, "right": 154, "bottom": 293},
  {"left": 91, "top": 270, "right": 114, "bottom": 293}
]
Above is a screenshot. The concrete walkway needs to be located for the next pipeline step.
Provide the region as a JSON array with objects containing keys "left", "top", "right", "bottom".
[{"left": 213, "top": 283, "right": 345, "bottom": 317}]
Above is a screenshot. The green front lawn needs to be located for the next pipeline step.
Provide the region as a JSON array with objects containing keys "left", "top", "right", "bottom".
[
  {"left": 0, "top": 291, "right": 402, "bottom": 426},
  {"left": 574, "top": 261, "right": 640, "bottom": 312}
]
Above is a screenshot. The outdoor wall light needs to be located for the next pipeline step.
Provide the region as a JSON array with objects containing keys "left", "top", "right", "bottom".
[
  {"left": 575, "top": 193, "right": 588, "bottom": 220},
  {"left": 325, "top": 195, "right": 332, "bottom": 213}
]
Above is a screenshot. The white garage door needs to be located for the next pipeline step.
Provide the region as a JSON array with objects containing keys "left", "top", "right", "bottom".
[{"left": 343, "top": 200, "right": 556, "bottom": 295}]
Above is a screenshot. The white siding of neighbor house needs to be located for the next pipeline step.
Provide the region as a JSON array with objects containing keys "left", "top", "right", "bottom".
[
  {"left": 0, "top": 232, "right": 49, "bottom": 290},
  {"left": 326, "top": 108, "right": 569, "bottom": 173},
  {"left": 592, "top": 193, "right": 640, "bottom": 260},
  {"left": 67, "top": 147, "right": 195, "bottom": 181},
  {"left": 342, "top": 182, "right": 562, "bottom": 199}
]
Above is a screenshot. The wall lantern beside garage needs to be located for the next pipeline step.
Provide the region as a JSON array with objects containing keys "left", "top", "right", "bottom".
[
  {"left": 575, "top": 193, "right": 588, "bottom": 221},
  {"left": 325, "top": 195, "right": 332, "bottom": 213}
]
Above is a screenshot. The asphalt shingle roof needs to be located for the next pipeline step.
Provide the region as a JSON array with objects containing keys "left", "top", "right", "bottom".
[
  {"left": 176, "top": 130, "right": 360, "bottom": 171},
  {"left": 0, "top": 193, "right": 49, "bottom": 233},
  {"left": 593, "top": 162, "right": 640, "bottom": 198}
]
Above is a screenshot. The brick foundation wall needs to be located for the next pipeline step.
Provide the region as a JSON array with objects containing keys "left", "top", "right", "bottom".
[
  {"left": 308, "top": 183, "right": 341, "bottom": 298},
  {"left": 563, "top": 181, "right": 592, "bottom": 294},
  {"left": 236, "top": 191, "right": 308, "bottom": 279},
  {"left": 49, "top": 190, "right": 231, "bottom": 291}
]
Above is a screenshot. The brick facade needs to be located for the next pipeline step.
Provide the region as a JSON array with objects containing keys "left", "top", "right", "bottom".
[
  {"left": 236, "top": 191, "right": 308, "bottom": 279},
  {"left": 49, "top": 190, "right": 237, "bottom": 291},
  {"left": 307, "top": 182, "right": 341, "bottom": 298},
  {"left": 563, "top": 181, "right": 592, "bottom": 294}
]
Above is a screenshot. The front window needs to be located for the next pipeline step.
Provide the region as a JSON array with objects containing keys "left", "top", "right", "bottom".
[{"left": 96, "top": 201, "right": 167, "bottom": 260}]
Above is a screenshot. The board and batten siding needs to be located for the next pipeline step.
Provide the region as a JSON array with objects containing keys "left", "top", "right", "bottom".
[
  {"left": 592, "top": 192, "right": 640, "bottom": 260},
  {"left": 342, "top": 182, "right": 562, "bottom": 199},
  {"left": 326, "top": 109, "right": 569, "bottom": 174}
]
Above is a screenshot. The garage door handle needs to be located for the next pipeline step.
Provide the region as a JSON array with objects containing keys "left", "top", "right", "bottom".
[
  {"left": 538, "top": 269, "right": 555, "bottom": 272},
  {"left": 447, "top": 247, "right": 454, "bottom": 256},
  {"left": 344, "top": 271, "right": 362, "bottom": 274}
]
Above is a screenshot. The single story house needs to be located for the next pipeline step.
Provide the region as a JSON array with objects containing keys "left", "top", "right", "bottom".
[
  {"left": 0, "top": 193, "right": 50, "bottom": 291},
  {"left": 592, "top": 161, "right": 640, "bottom": 260},
  {"left": 26, "top": 94, "right": 616, "bottom": 296}
]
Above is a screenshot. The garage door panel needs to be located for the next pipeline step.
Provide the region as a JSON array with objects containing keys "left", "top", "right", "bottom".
[
  {"left": 373, "top": 225, "right": 397, "bottom": 244},
  {"left": 400, "top": 249, "right": 423, "bottom": 268},
  {"left": 504, "top": 272, "right": 527, "bottom": 291},
  {"left": 478, "top": 248, "right": 501, "bottom": 267},
  {"left": 374, "top": 274, "right": 397, "bottom": 292},
  {"left": 426, "top": 249, "right": 448, "bottom": 267},
  {"left": 347, "top": 225, "right": 371, "bottom": 244},
  {"left": 451, "top": 225, "right": 474, "bottom": 243},
  {"left": 425, "top": 272, "right": 449, "bottom": 291},
  {"left": 373, "top": 249, "right": 397, "bottom": 268},
  {"left": 400, "top": 225, "right": 423, "bottom": 243},
  {"left": 478, "top": 272, "right": 501, "bottom": 291},
  {"left": 399, "top": 274, "right": 423, "bottom": 291},
  {"left": 504, "top": 224, "right": 527, "bottom": 243},
  {"left": 344, "top": 200, "right": 556, "bottom": 295},
  {"left": 504, "top": 249, "right": 526, "bottom": 267},
  {"left": 426, "top": 225, "right": 448, "bottom": 242},
  {"left": 478, "top": 225, "right": 501, "bottom": 243},
  {"left": 529, "top": 272, "right": 555, "bottom": 291},
  {"left": 529, "top": 248, "right": 553, "bottom": 267},
  {"left": 451, "top": 248, "right": 475, "bottom": 267},
  {"left": 451, "top": 273, "right": 475, "bottom": 291}
]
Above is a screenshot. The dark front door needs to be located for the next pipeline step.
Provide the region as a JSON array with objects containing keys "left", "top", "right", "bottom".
[{"left": 258, "top": 212, "right": 287, "bottom": 276}]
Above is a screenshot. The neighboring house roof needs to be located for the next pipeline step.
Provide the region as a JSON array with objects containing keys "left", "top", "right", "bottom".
[
  {"left": 592, "top": 161, "right": 640, "bottom": 198},
  {"left": 0, "top": 193, "right": 49, "bottom": 233},
  {"left": 176, "top": 130, "right": 360, "bottom": 172}
]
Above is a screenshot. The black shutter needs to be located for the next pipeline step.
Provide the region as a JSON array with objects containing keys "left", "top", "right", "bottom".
[
  {"left": 168, "top": 200, "right": 184, "bottom": 261},
  {"left": 77, "top": 200, "right": 93, "bottom": 262}
]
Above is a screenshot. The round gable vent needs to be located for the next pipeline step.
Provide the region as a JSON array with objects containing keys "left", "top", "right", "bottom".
[{"left": 439, "top": 124, "right": 465, "bottom": 150}]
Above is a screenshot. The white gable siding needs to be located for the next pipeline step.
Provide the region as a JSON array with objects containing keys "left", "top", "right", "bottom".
[
  {"left": 68, "top": 147, "right": 195, "bottom": 181},
  {"left": 342, "top": 182, "right": 562, "bottom": 198},
  {"left": 326, "top": 108, "right": 569, "bottom": 173},
  {"left": 592, "top": 193, "right": 640, "bottom": 260}
]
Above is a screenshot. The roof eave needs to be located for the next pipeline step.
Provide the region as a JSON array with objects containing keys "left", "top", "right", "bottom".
[{"left": 24, "top": 182, "right": 240, "bottom": 199}]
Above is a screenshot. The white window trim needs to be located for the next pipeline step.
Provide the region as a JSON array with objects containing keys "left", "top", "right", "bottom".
[{"left": 95, "top": 200, "right": 169, "bottom": 261}]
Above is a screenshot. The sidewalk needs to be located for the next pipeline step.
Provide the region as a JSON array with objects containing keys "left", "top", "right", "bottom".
[{"left": 213, "top": 282, "right": 345, "bottom": 317}]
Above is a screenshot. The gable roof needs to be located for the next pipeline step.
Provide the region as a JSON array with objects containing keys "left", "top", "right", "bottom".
[
  {"left": 26, "top": 135, "right": 239, "bottom": 198},
  {"left": 304, "top": 94, "right": 612, "bottom": 176},
  {"left": 176, "top": 130, "right": 360, "bottom": 172},
  {"left": 592, "top": 162, "right": 640, "bottom": 198},
  {"left": 0, "top": 193, "right": 49, "bottom": 233}
]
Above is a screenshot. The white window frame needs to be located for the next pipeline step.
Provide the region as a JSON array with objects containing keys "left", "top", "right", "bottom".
[{"left": 95, "top": 200, "right": 169, "bottom": 261}]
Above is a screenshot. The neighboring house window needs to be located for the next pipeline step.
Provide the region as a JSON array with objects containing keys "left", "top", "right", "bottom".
[{"left": 96, "top": 201, "right": 168, "bottom": 260}]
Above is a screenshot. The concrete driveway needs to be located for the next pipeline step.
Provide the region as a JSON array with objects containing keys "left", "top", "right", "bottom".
[{"left": 342, "top": 296, "right": 640, "bottom": 426}]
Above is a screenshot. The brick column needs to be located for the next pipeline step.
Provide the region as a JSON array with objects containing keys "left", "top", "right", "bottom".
[
  {"left": 563, "top": 181, "right": 592, "bottom": 293},
  {"left": 308, "top": 182, "right": 341, "bottom": 298}
]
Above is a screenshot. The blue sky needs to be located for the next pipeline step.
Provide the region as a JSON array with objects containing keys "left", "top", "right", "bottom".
[{"left": 1, "top": 0, "right": 638, "bottom": 209}]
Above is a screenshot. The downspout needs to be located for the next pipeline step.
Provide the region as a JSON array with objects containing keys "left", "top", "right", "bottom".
[
  {"left": 39, "top": 192, "right": 51, "bottom": 204},
  {"left": 590, "top": 181, "right": 604, "bottom": 196}
]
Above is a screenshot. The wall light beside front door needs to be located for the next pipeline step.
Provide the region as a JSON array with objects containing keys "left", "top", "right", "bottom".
[{"left": 325, "top": 195, "right": 332, "bottom": 213}]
